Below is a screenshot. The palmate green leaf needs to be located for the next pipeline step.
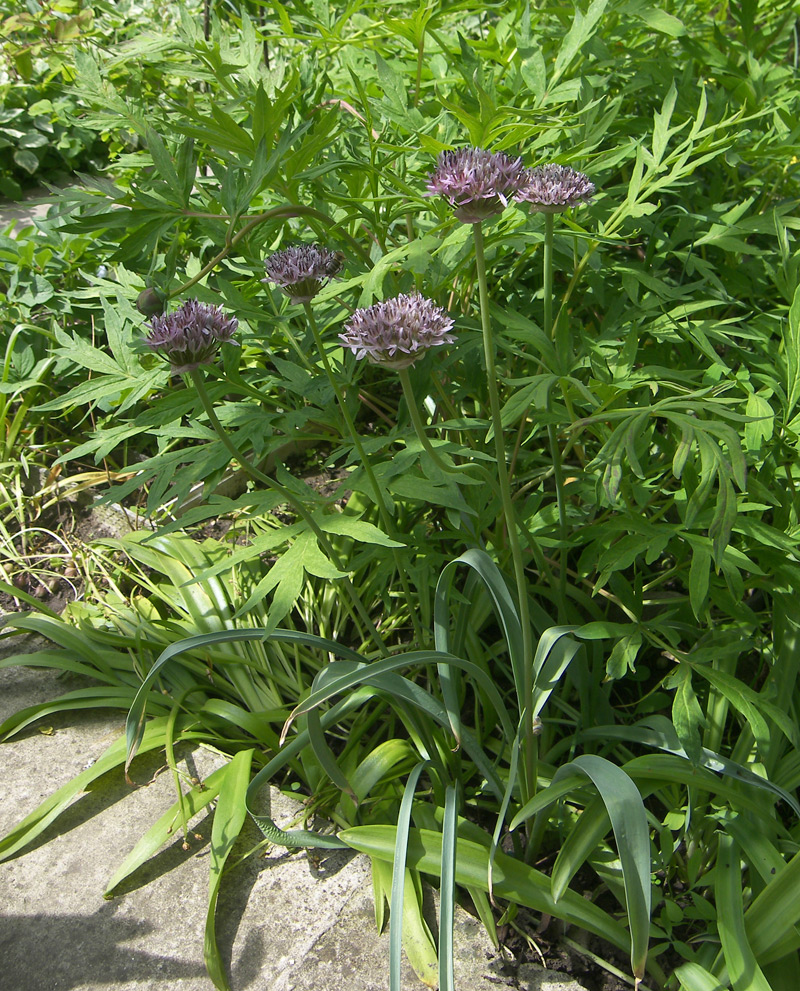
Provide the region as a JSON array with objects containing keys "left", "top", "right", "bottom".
[
  {"left": 636, "top": 6, "right": 685, "bottom": 36},
  {"left": 205, "top": 749, "right": 255, "bottom": 991},
  {"left": 143, "top": 125, "right": 183, "bottom": 203},
  {"left": 744, "top": 392, "right": 774, "bottom": 452},
  {"left": 709, "top": 475, "right": 737, "bottom": 567},
  {"left": 316, "top": 513, "right": 404, "bottom": 548},
  {"left": 550, "top": 0, "right": 609, "bottom": 88},
  {"left": 235, "top": 530, "right": 347, "bottom": 627},
  {"left": 604, "top": 631, "right": 643, "bottom": 680},
  {"left": 688, "top": 540, "right": 712, "bottom": 619},
  {"left": 670, "top": 665, "right": 706, "bottom": 765},
  {"left": 716, "top": 834, "right": 772, "bottom": 991}
]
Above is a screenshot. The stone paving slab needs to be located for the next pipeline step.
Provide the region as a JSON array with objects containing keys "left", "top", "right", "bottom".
[
  {"left": 0, "top": 656, "right": 588, "bottom": 991},
  {"left": 0, "top": 187, "right": 56, "bottom": 233}
]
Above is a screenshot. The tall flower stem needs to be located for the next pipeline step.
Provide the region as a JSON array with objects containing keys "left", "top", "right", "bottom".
[
  {"left": 543, "top": 213, "right": 555, "bottom": 342},
  {"left": 188, "top": 369, "right": 388, "bottom": 657},
  {"left": 397, "top": 368, "right": 502, "bottom": 523},
  {"left": 541, "top": 213, "right": 569, "bottom": 622},
  {"left": 303, "top": 304, "right": 426, "bottom": 647},
  {"left": 472, "top": 221, "right": 536, "bottom": 806}
]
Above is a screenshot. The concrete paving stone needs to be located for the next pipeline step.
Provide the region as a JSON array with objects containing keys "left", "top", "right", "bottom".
[
  {"left": 0, "top": 651, "right": 588, "bottom": 991},
  {"left": 0, "top": 187, "right": 61, "bottom": 233}
]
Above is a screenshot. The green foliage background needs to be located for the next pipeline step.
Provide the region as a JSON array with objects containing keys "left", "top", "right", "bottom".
[{"left": 3, "top": 2, "right": 800, "bottom": 990}]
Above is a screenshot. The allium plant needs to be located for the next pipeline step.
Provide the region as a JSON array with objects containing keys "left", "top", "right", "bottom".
[
  {"left": 143, "top": 299, "right": 238, "bottom": 373},
  {"left": 520, "top": 163, "right": 595, "bottom": 212},
  {"left": 263, "top": 244, "right": 344, "bottom": 303},
  {"left": 339, "top": 293, "right": 455, "bottom": 369},
  {"left": 425, "top": 147, "right": 530, "bottom": 223}
]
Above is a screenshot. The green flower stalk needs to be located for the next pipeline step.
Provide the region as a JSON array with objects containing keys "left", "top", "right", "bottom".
[
  {"left": 427, "top": 147, "right": 537, "bottom": 806},
  {"left": 520, "top": 164, "right": 595, "bottom": 621}
]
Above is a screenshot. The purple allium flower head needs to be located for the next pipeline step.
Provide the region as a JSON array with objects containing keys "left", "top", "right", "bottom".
[
  {"left": 263, "top": 244, "right": 344, "bottom": 304},
  {"left": 340, "top": 293, "right": 455, "bottom": 370},
  {"left": 519, "top": 164, "right": 595, "bottom": 213},
  {"left": 425, "top": 147, "right": 530, "bottom": 224},
  {"left": 144, "top": 300, "right": 238, "bottom": 374}
]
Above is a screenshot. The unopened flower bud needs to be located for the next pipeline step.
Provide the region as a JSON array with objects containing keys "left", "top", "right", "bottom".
[{"left": 136, "top": 288, "right": 166, "bottom": 317}]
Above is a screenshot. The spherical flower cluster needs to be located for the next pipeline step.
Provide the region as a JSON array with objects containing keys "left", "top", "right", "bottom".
[
  {"left": 339, "top": 293, "right": 455, "bottom": 370},
  {"left": 426, "top": 147, "right": 595, "bottom": 222},
  {"left": 263, "top": 244, "right": 344, "bottom": 304},
  {"left": 519, "top": 164, "right": 595, "bottom": 213},
  {"left": 425, "top": 148, "right": 530, "bottom": 224},
  {"left": 143, "top": 300, "right": 238, "bottom": 374}
]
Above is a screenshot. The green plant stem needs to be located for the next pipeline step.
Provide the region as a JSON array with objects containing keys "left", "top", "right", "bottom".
[
  {"left": 548, "top": 423, "right": 569, "bottom": 623},
  {"left": 543, "top": 212, "right": 555, "bottom": 340},
  {"left": 188, "top": 369, "right": 388, "bottom": 656},
  {"left": 397, "top": 369, "right": 493, "bottom": 489},
  {"left": 472, "top": 221, "right": 535, "bottom": 805},
  {"left": 303, "top": 304, "right": 426, "bottom": 647},
  {"left": 542, "top": 214, "right": 569, "bottom": 622}
]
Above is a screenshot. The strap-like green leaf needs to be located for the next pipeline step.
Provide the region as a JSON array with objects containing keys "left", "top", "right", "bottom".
[
  {"left": 716, "top": 834, "right": 772, "bottom": 991},
  {"left": 205, "top": 749, "right": 255, "bottom": 991}
]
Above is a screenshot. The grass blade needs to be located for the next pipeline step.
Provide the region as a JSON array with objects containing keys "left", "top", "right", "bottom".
[
  {"left": 390, "top": 761, "right": 429, "bottom": 991},
  {"left": 205, "top": 749, "right": 254, "bottom": 991},
  {"left": 340, "top": 824, "right": 631, "bottom": 955},
  {"left": 0, "top": 716, "right": 198, "bottom": 862},
  {"left": 716, "top": 833, "right": 771, "bottom": 990},
  {"left": 104, "top": 763, "right": 228, "bottom": 895},
  {"left": 439, "top": 784, "right": 458, "bottom": 991}
]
